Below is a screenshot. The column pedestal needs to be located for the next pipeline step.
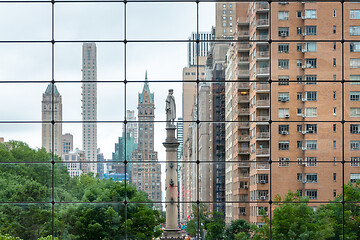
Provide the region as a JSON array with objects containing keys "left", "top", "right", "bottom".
[{"left": 161, "top": 126, "right": 183, "bottom": 240}]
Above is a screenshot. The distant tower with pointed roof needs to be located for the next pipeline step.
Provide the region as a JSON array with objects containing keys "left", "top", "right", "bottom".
[
  {"left": 42, "top": 83, "right": 63, "bottom": 158},
  {"left": 131, "top": 71, "right": 162, "bottom": 209}
]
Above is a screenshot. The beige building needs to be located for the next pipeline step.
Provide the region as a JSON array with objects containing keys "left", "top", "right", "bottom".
[
  {"left": 131, "top": 74, "right": 162, "bottom": 209},
  {"left": 224, "top": 1, "right": 360, "bottom": 226},
  {"left": 41, "top": 84, "right": 62, "bottom": 158}
]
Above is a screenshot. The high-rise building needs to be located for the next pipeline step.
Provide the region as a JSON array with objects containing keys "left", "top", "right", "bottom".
[
  {"left": 188, "top": 32, "right": 213, "bottom": 66},
  {"left": 0, "top": 137, "right": 4, "bottom": 143},
  {"left": 62, "top": 133, "right": 73, "bottom": 155},
  {"left": 215, "top": 2, "right": 237, "bottom": 39},
  {"left": 223, "top": 1, "right": 360, "bottom": 227},
  {"left": 131, "top": 72, "right": 162, "bottom": 208},
  {"left": 42, "top": 84, "right": 62, "bottom": 158},
  {"left": 112, "top": 132, "right": 138, "bottom": 182},
  {"left": 81, "top": 43, "right": 97, "bottom": 174},
  {"left": 63, "top": 148, "right": 84, "bottom": 178},
  {"left": 124, "top": 110, "right": 138, "bottom": 144},
  {"left": 97, "top": 148, "right": 105, "bottom": 179}
]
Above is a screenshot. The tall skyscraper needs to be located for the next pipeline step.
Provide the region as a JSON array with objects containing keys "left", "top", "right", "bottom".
[
  {"left": 62, "top": 133, "right": 73, "bottom": 155},
  {"left": 81, "top": 43, "right": 97, "bottom": 174},
  {"left": 124, "top": 110, "right": 138, "bottom": 144},
  {"left": 131, "top": 72, "right": 162, "bottom": 208},
  {"left": 42, "top": 84, "right": 62, "bottom": 158}
]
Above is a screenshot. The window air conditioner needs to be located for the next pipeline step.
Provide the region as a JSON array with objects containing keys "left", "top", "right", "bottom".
[
  {"left": 302, "top": 131, "right": 307, "bottom": 134},
  {"left": 281, "top": 131, "right": 289, "bottom": 135},
  {"left": 244, "top": 186, "right": 248, "bottom": 189},
  {"left": 302, "top": 147, "right": 307, "bottom": 150},
  {"left": 280, "top": 32, "right": 287, "bottom": 37},
  {"left": 284, "top": 113, "right": 290, "bottom": 118},
  {"left": 260, "top": 196, "right": 266, "bottom": 200},
  {"left": 302, "top": 98, "right": 307, "bottom": 102},
  {"left": 302, "top": 48, "right": 307, "bottom": 53},
  {"left": 260, "top": 180, "right": 266, "bottom": 184},
  {"left": 302, "top": 16, "right": 306, "bottom": 20},
  {"left": 260, "top": 52, "right": 265, "bottom": 56}
]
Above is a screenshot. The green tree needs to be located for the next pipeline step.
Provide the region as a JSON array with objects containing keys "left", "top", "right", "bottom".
[
  {"left": 205, "top": 211, "right": 225, "bottom": 240},
  {"left": 224, "top": 219, "right": 252, "bottom": 240},
  {"left": 186, "top": 203, "right": 209, "bottom": 238}
]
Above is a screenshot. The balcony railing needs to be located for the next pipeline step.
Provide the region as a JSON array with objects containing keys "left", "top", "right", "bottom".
[
  {"left": 239, "top": 135, "right": 250, "bottom": 141},
  {"left": 256, "top": 148, "right": 270, "bottom": 155},
  {"left": 238, "top": 30, "right": 249, "bottom": 36},
  {"left": 238, "top": 82, "right": 250, "bottom": 89},
  {"left": 238, "top": 108, "right": 250, "bottom": 115},
  {"left": 238, "top": 148, "right": 250, "bottom": 154},
  {"left": 256, "top": 83, "right": 270, "bottom": 91},
  {"left": 238, "top": 43, "right": 250, "bottom": 51},
  {"left": 257, "top": 132, "right": 270, "bottom": 138},
  {"left": 255, "top": 162, "right": 270, "bottom": 170},
  {"left": 238, "top": 95, "right": 250, "bottom": 102},
  {"left": 239, "top": 56, "right": 249, "bottom": 62},
  {"left": 256, "top": 100, "right": 270, "bottom": 106},
  {"left": 238, "top": 69, "right": 250, "bottom": 77},
  {"left": 256, "top": 51, "right": 270, "bottom": 58},
  {"left": 256, "top": 67, "right": 270, "bottom": 75},
  {"left": 256, "top": 19, "right": 269, "bottom": 27},
  {"left": 238, "top": 122, "right": 250, "bottom": 128},
  {"left": 256, "top": 2, "right": 269, "bottom": 10},
  {"left": 256, "top": 116, "right": 270, "bottom": 121},
  {"left": 256, "top": 35, "right": 269, "bottom": 41}
]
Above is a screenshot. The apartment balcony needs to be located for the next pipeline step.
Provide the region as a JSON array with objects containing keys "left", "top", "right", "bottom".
[
  {"left": 238, "top": 56, "right": 249, "bottom": 65},
  {"left": 256, "top": 83, "right": 270, "bottom": 91},
  {"left": 256, "top": 100, "right": 270, "bottom": 108},
  {"left": 238, "top": 82, "right": 250, "bottom": 90},
  {"left": 237, "top": 31, "right": 250, "bottom": 39},
  {"left": 237, "top": 43, "right": 250, "bottom": 52},
  {"left": 256, "top": 19, "right": 269, "bottom": 29},
  {"left": 237, "top": 162, "right": 250, "bottom": 168},
  {"left": 255, "top": 162, "right": 270, "bottom": 170},
  {"left": 256, "top": 67, "right": 270, "bottom": 78},
  {"left": 238, "top": 95, "right": 250, "bottom": 102},
  {"left": 256, "top": 51, "right": 270, "bottom": 60},
  {"left": 256, "top": 148, "right": 270, "bottom": 157},
  {"left": 238, "top": 148, "right": 250, "bottom": 155},
  {"left": 256, "top": 35, "right": 269, "bottom": 41},
  {"left": 256, "top": 132, "right": 270, "bottom": 140},
  {"left": 256, "top": 2, "right": 269, "bottom": 12},
  {"left": 238, "top": 69, "right": 250, "bottom": 78},
  {"left": 256, "top": 116, "right": 269, "bottom": 125},
  {"left": 238, "top": 135, "right": 250, "bottom": 142},
  {"left": 237, "top": 17, "right": 249, "bottom": 26},
  {"left": 238, "top": 108, "right": 250, "bottom": 116},
  {"left": 238, "top": 122, "right": 250, "bottom": 129}
]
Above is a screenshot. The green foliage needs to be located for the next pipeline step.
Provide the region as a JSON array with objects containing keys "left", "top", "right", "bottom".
[
  {"left": 205, "top": 211, "right": 225, "bottom": 240},
  {"left": 224, "top": 219, "right": 252, "bottom": 240},
  {"left": 186, "top": 203, "right": 209, "bottom": 237},
  {"left": 0, "top": 141, "right": 163, "bottom": 240}
]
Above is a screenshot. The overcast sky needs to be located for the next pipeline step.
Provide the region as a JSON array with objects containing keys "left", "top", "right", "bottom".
[{"left": 0, "top": 2, "right": 215, "bottom": 163}]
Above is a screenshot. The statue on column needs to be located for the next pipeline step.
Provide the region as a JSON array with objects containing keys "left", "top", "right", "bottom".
[{"left": 165, "top": 89, "right": 176, "bottom": 128}]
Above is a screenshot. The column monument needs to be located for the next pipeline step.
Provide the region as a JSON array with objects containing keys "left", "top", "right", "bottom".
[{"left": 162, "top": 89, "right": 183, "bottom": 239}]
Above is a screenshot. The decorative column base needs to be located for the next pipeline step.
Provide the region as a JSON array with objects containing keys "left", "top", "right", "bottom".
[{"left": 161, "top": 229, "right": 184, "bottom": 240}]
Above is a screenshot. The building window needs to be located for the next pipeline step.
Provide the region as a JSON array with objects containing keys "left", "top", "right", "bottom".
[
  {"left": 334, "top": 42, "right": 337, "bottom": 50},
  {"left": 350, "top": 124, "right": 360, "bottom": 134},
  {"left": 333, "top": 140, "right": 337, "bottom": 149},
  {"left": 305, "top": 9, "right": 317, "bottom": 19},
  {"left": 279, "top": 11, "right": 289, "bottom": 20},
  {"left": 278, "top": 43, "right": 289, "bottom": 53},
  {"left": 304, "top": 42, "right": 317, "bottom": 52},
  {"left": 333, "top": 9, "right": 336, "bottom": 17},
  {"left": 278, "top": 125, "right": 289, "bottom": 134},
  {"left": 351, "top": 157, "right": 360, "bottom": 166},
  {"left": 350, "top": 42, "right": 360, "bottom": 52},
  {"left": 350, "top": 26, "right": 360, "bottom": 35},
  {"left": 278, "top": 92, "right": 289, "bottom": 102},
  {"left": 278, "top": 75, "right": 289, "bottom": 85},
  {"left": 278, "top": 59, "right": 289, "bottom": 69},
  {"left": 279, "top": 142, "right": 289, "bottom": 151},
  {"left": 305, "top": 26, "right": 317, "bottom": 35},
  {"left": 297, "top": 43, "right": 302, "bottom": 52},
  {"left": 350, "top": 174, "right": 360, "bottom": 183},
  {"left": 297, "top": 27, "right": 302, "bottom": 35},
  {"left": 305, "top": 91, "right": 317, "bottom": 101},
  {"left": 297, "top": 59, "right": 302, "bottom": 68},
  {"left": 297, "top": 11, "right": 302, "bottom": 18},
  {"left": 305, "top": 108, "right": 317, "bottom": 117},
  {"left": 333, "top": 124, "right": 337, "bottom": 132},
  {"left": 279, "top": 157, "right": 290, "bottom": 166},
  {"left": 305, "top": 190, "right": 318, "bottom": 199},
  {"left": 305, "top": 59, "right": 317, "bottom": 68},
  {"left": 334, "top": 173, "right": 337, "bottom": 182},
  {"left": 350, "top": 75, "right": 360, "bottom": 84},
  {"left": 333, "top": 25, "right": 337, "bottom": 34},
  {"left": 306, "top": 174, "right": 317, "bottom": 183},
  {"left": 279, "top": 108, "right": 289, "bottom": 118},
  {"left": 350, "top": 92, "right": 360, "bottom": 101},
  {"left": 278, "top": 27, "right": 289, "bottom": 37},
  {"left": 350, "top": 108, "right": 360, "bottom": 117},
  {"left": 350, "top": 141, "right": 360, "bottom": 150},
  {"left": 333, "top": 58, "right": 336, "bottom": 66},
  {"left": 350, "top": 10, "right": 360, "bottom": 19}
]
